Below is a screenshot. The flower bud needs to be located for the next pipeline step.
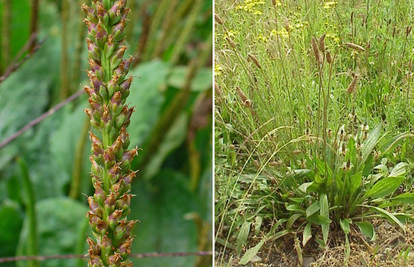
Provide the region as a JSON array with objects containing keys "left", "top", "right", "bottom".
[
  {"left": 104, "top": 35, "right": 115, "bottom": 58},
  {"left": 89, "top": 98, "right": 102, "bottom": 113},
  {"left": 89, "top": 254, "right": 103, "bottom": 267},
  {"left": 89, "top": 59, "right": 105, "bottom": 80},
  {"left": 108, "top": 253, "right": 122, "bottom": 266},
  {"left": 96, "top": 2, "right": 109, "bottom": 25},
  {"left": 87, "top": 237, "right": 100, "bottom": 256},
  {"left": 107, "top": 75, "right": 120, "bottom": 97},
  {"left": 109, "top": 210, "right": 123, "bottom": 229},
  {"left": 118, "top": 237, "right": 133, "bottom": 259},
  {"left": 86, "top": 38, "right": 100, "bottom": 61},
  {"left": 101, "top": 235, "right": 112, "bottom": 256},
  {"left": 88, "top": 196, "right": 100, "bottom": 215},
  {"left": 101, "top": 105, "right": 112, "bottom": 124},
  {"left": 120, "top": 8, "right": 130, "bottom": 20},
  {"left": 119, "top": 77, "right": 133, "bottom": 99},
  {"left": 111, "top": 46, "right": 127, "bottom": 69},
  {"left": 98, "top": 85, "right": 109, "bottom": 101},
  {"left": 81, "top": 4, "right": 98, "bottom": 23},
  {"left": 112, "top": 19, "right": 127, "bottom": 42},
  {"left": 117, "top": 193, "right": 131, "bottom": 210},
  {"left": 90, "top": 155, "right": 103, "bottom": 176},
  {"left": 89, "top": 72, "right": 104, "bottom": 91},
  {"left": 96, "top": 22, "right": 108, "bottom": 47},
  {"left": 104, "top": 147, "right": 116, "bottom": 168},
  {"left": 93, "top": 181, "right": 106, "bottom": 205},
  {"left": 110, "top": 91, "right": 123, "bottom": 115},
  {"left": 109, "top": 0, "right": 125, "bottom": 24},
  {"left": 90, "top": 132, "right": 103, "bottom": 147}
]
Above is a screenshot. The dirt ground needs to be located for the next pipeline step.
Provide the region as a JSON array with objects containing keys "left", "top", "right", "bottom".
[{"left": 216, "top": 219, "right": 414, "bottom": 267}]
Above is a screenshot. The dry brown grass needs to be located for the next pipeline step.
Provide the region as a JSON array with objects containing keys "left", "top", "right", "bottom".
[{"left": 216, "top": 220, "right": 414, "bottom": 267}]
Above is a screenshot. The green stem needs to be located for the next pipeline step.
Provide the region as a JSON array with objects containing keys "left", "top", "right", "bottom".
[
  {"left": 29, "top": 0, "right": 39, "bottom": 52},
  {"left": 151, "top": 0, "right": 180, "bottom": 58},
  {"left": 137, "top": 33, "right": 211, "bottom": 174},
  {"left": 69, "top": 117, "right": 90, "bottom": 199},
  {"left": 60, "top": 0, "right": 70, "bottom": 100},
  {"left": 142, "top": 0, "right": 171, "bottom": 61},
  {"left": 170, "top": 0, "right": 203, "bottom": 65},
  {"left": 1, "top": 0, "right": 12, "bottom": 72},
  {"left": 17, "top": 157, "right": 39, "bottom": 267},
  {"left": 75, "top": 217, "right": 89, "bottom": 267}
]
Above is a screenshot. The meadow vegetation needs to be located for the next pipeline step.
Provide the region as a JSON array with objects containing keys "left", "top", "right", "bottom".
[{"left": 214, "top": 0, "right": 414, "bottom": 266}]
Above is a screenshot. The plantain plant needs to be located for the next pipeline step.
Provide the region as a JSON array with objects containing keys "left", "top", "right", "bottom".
[{"left": 82, "top": 1, "right": 138, "bottom": 266}]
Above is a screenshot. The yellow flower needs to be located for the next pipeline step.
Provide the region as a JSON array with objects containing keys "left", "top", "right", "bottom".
[
  {"left": 271, "top": 28, "right": 289, "bottom": 38},
  {"left": 224, "top": 29, "right": 238, "bottom": 39},
  {"left": 215, "top": 64, "right": 223, "bottom": 76},
  {"left": 257, "top": 34, "right": 268, "bottom": 43},
  {"left": 326, "top": 33, "right": 340, "bottom": 44},
  {"left": 236, "top": 0, "right": 265, "bottom": 13},
  {"left": 323, "top": 1, "right": 337, "bottom": 9}
]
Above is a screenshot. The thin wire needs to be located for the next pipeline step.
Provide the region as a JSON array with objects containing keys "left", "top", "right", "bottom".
[
  {"left": 0, "top": 251, "right": 213, "bottom": 263},
  {"left": 0, "top": 90, "right": 85, "bottom": 150}
]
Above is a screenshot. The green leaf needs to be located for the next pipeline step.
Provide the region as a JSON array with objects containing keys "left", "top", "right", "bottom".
[
  {"left": 50, "top": 101, "right": 90, "bottom": 196},
  {"left": 237, "top": 221, "right": 252, "bottom": 255},
  {"left": 362, "top": 205, "right": 405, "bottom": 232},
  {"left": 363, "top": 176, "right": 405, "bottom": 199},
  {"left": 17, "top": 197, "right": 90, "bottom": 267},
  {"left": 340, "top": 219, "right": 352, "bottom": 235},
  {"left": 307, "top": 214, "right": 332, "bottom": 225},
  {"left": 361, "top": 124, "right": 381, "bottom": 165},
  {"left": 168, "top": 66, "right": 212, "bottom": 92},
  {"left": 389, "top": 162, "right": 408, "bottom": 177},
  {"left": 356, "top": 221, "right": 375, "bottom": 241},
  {"left": 298, "top": 182, "right": 313, "bottom": 193},
  {"left": 306, "top": 201, "right": 320, "bottom": 218},
  {"left": 128, "top": 60, "right": 169, "bottom": 146},
  {"left": 130, "top": 171, "right": 199, "bottom": 267},
  {"left": 286, "top": 213, "right": 303, "bottom": 230},
  {"left": 239, "top": 239, "right": 265, "bottom": 265},
  {"left": 302, "top": 223, "right": 312, "bottom": 246},
  {"left": 0, "top": 200, "right": 23, "bottom": 261},
  {"left": 143, "top": 113, "right": 189, "bottom": 180},
  {"left": 319, "top": 194, "right": 329, "bottom": 245}
]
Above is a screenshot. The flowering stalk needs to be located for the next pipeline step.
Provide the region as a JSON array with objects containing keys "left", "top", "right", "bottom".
[{"left": 82, "top": 1, "right": 137, "bottom": 266}]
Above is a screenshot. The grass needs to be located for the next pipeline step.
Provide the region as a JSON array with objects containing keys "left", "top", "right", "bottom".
[{"left": 215, "top": 0, "right": 414, "bottom": 266}]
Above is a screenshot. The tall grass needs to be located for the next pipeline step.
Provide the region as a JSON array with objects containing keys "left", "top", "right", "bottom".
[{"left": 215, "top": 0, "right": 414, "bottom": 265}]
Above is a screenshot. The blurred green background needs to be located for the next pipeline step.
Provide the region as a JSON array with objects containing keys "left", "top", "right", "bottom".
[{"left": 0, "top": 0, "right": 212, "bottom": 266}]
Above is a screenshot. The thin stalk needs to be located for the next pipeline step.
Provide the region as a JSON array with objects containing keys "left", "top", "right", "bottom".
[
  {"left": 137, "top": 34, "right": 211, "bottom": 173},
  {"left": 17, "top": 157, "right": 39, "bottom": 267},
  {"left": 69, "top": 117, "right": 90, "bottom": 199},
  {"left": 163, "top": 0, "right": 194, "bottom": 52},
  {"left": 75, "top": 218, "right": 89, "bottom": 267},
  {"left": 72, "top": 0, "right": 87, "bottom": 96},
  {"left": 29, "top": 0, "right": 39, "bottom": 51},
  {"left": 170, "top": 0, "right": 203, "bottom": 65},
  {"left": 125, "top": 0, "right": 136, "bottom": 45},
  {"left": 131, "top": 7, "right": 151, "bottom": 67},
  {"left": 1, "top": 0, "right": 12, "bottom": 72},
  {"left": 60, "top": 0, "right": 70, "bottom": 100},
  {"left": 142, "top": 0, "right": 171, "bottom": 61},
  {"left": 151, "top": 0, "right": 180, "bottom": 58}
]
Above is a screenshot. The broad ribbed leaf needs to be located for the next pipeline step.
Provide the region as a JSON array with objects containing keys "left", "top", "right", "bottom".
[
  {"left": 306, "top": 202, "right": 320, "bottom": 217},
  {"left": 237, "top": 221, "right": 252, "bottom": 255},
  {"left": 239, "top": 239, "right": 265, "bottom": 265},
  {"left": 356, "top": 221, "right": 375, "bottom": 241},
  {"left": 302, "top": 223, "right": 312, "bottom": 246},
  {"left": 320, "top": 194, "right": 329, "bottom": 244},
  {"left": 361, "top": 125, "right": 381, "bottom": 165},
  {"left": 363, "top": 176, "right": 405, "bottom": 199},
  {"left": 340, "top": 219, "right": 352, "bottom": 235}
]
